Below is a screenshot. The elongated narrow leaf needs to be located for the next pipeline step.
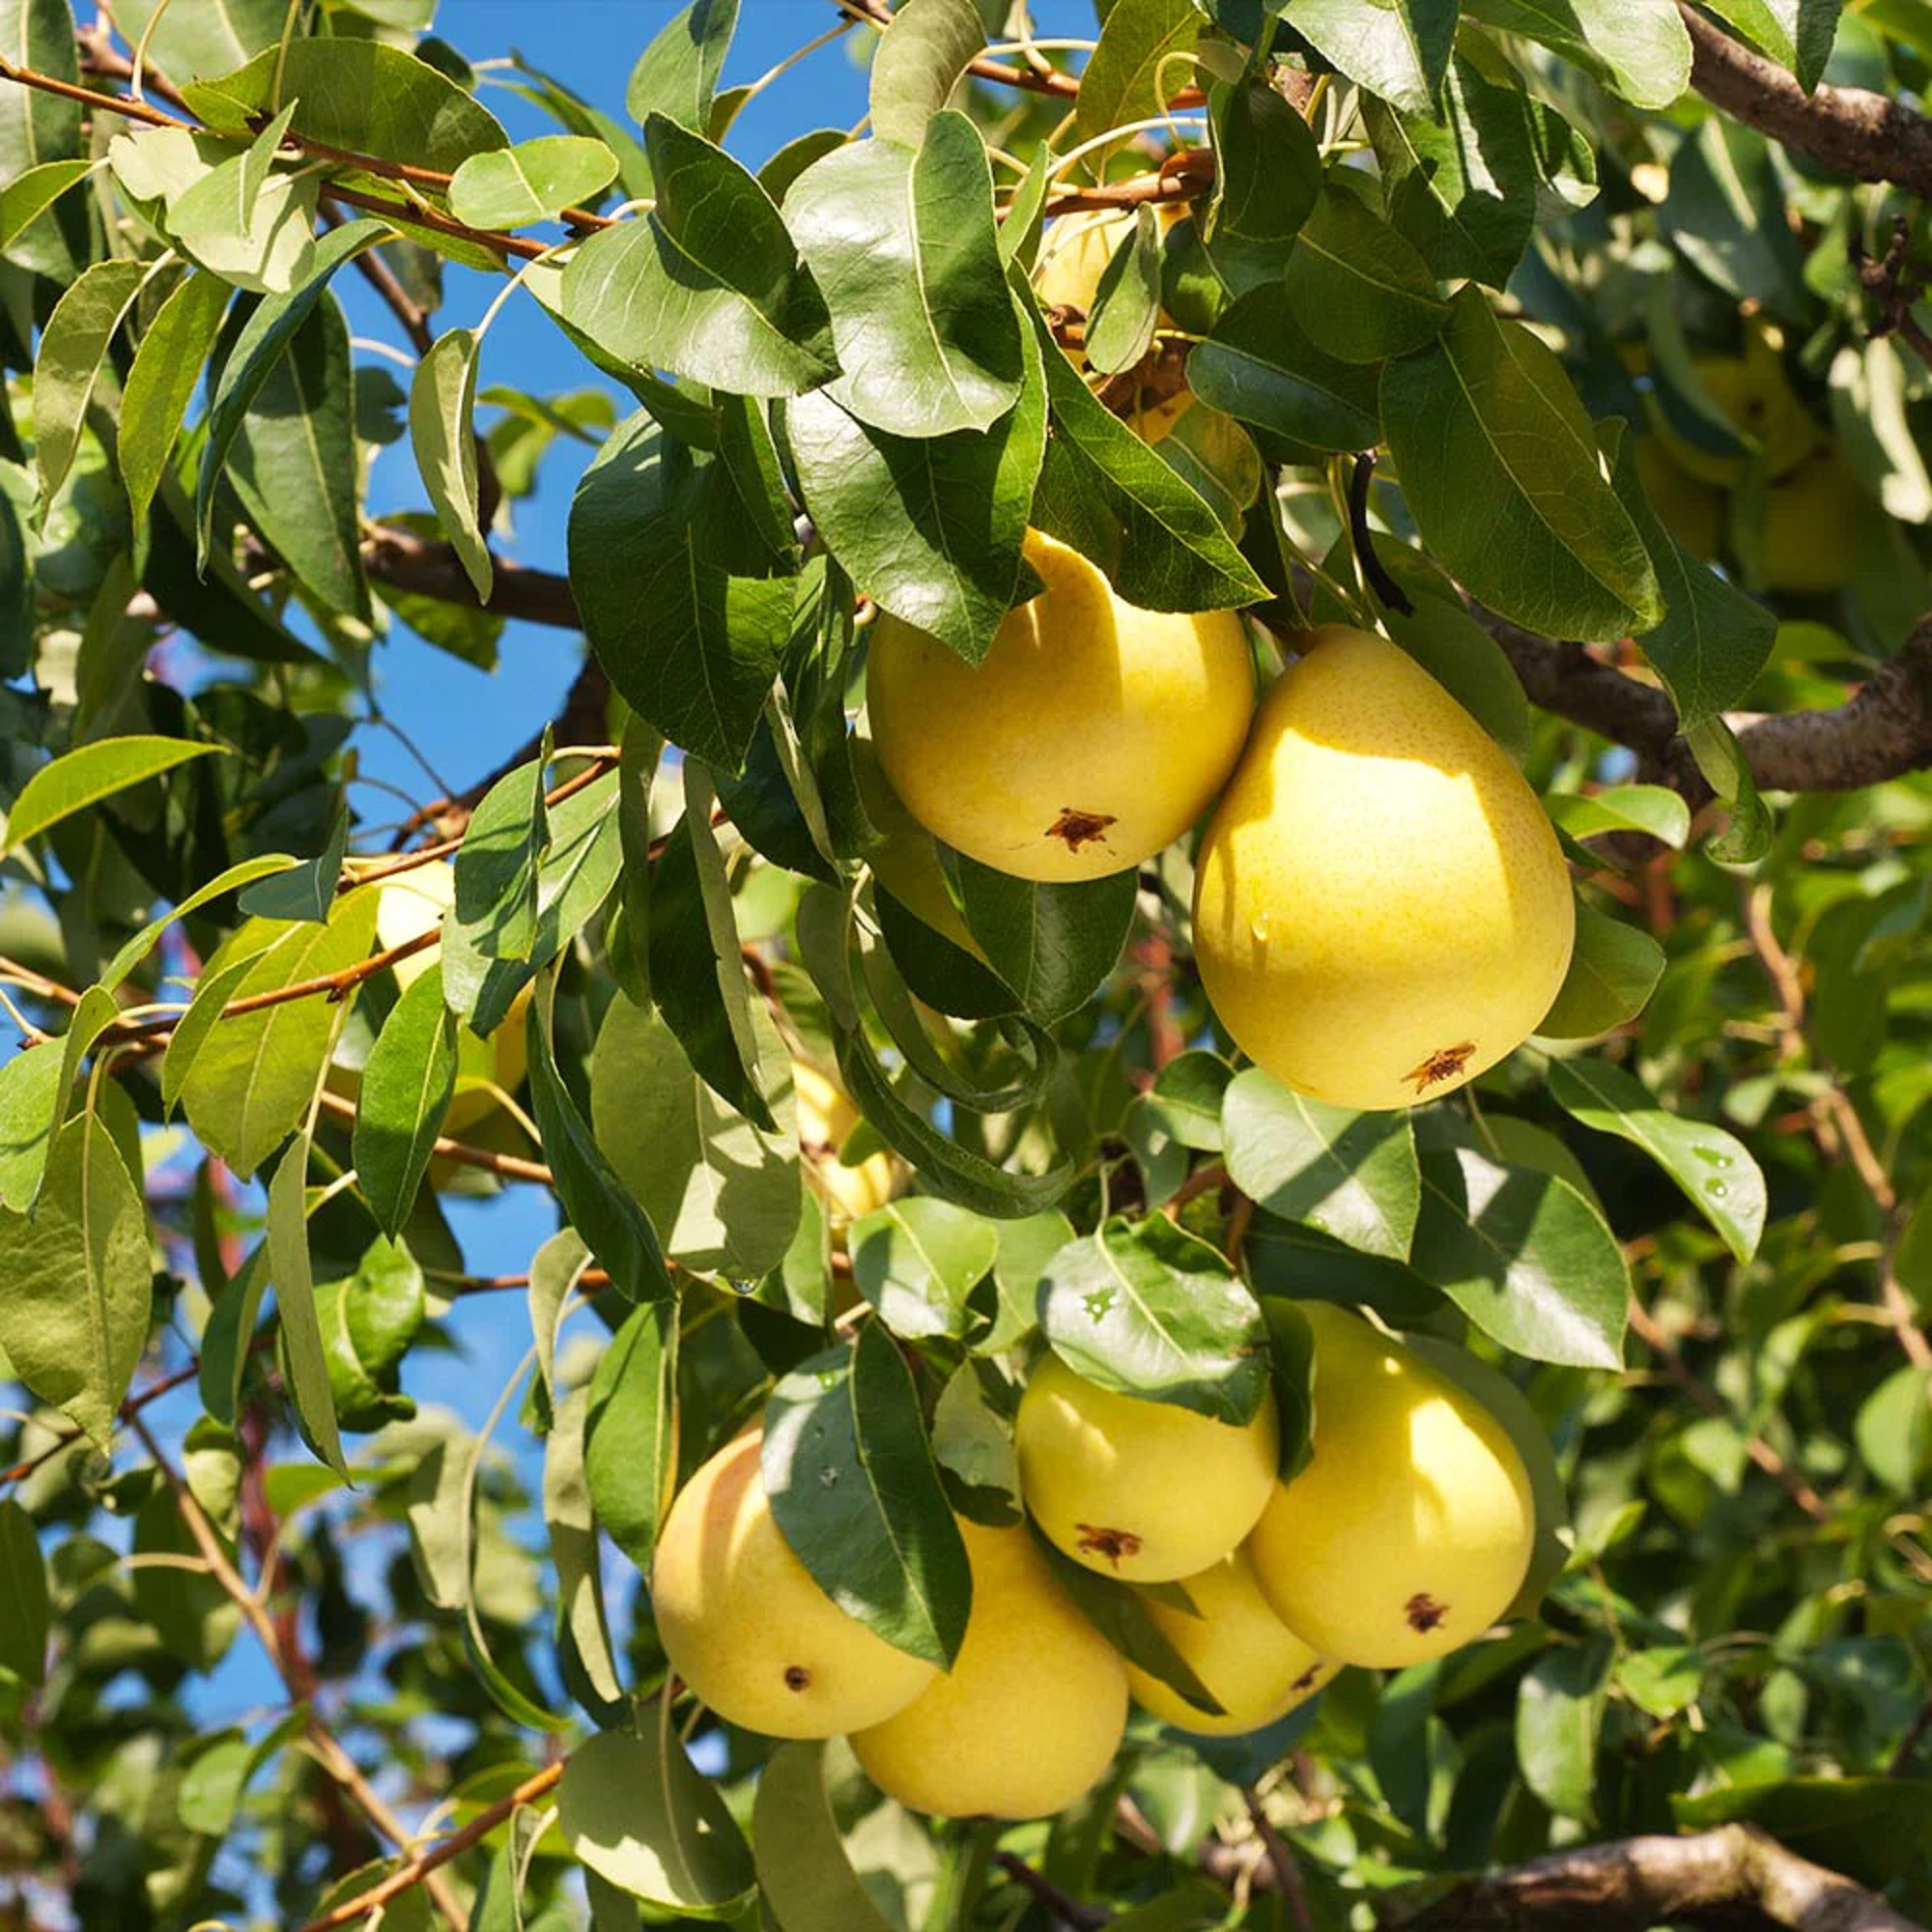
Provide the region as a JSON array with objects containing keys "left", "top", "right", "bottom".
[
  {"left": 561, "top": 117, "right": 836, "bottom": 398},
  {"left": 354, "top": 967, "right": 459, "bottom": 1238},
  {"left": 0, "top": 1113, "right": 148, "bottom": 1447},
  {"left": 0, "top": 0, "right": 86, "bottom": 277},
  {"left": 409, "top": 327, "right": 492, "bottom": 602},
  {"left": 1383, "top": 286, "right": 1662, "bottom": 642},
  {"left": 0, "top": 157, "right": 90, "bottom": 254},
  {"left": 267, "top": 1133, "right": 349, "bottom": 1476},
  {"left": 1038, "top": 1215, "right": 1269, "bottom": 1423},
  {"left": 547, "top": 1386, "right": 623, "bottom": 1706},
  {"left": 1548, "top": 784, "right": 1690, "bottom": 850},
  {"left": 754, "top": 1743, "right": 899, "bottom": 1932},
  {"left": 105, "top": 855, "right": 299, "bottom": 991},
  {"left": 763, "top": 1325, "right": 974, "bottom": 1667},
  {"left": 1463, "top": 0, "right": 1691, "bottom": 110},
  {"left": 34, "top": 258, "right": 149, "bottom": 509},
  {"left": 1548, "top": 1057, "right": 1766, "bottom": 1261},
  {"left": 1084, "top": 206, "right": 1163, "bottom": 377},
  {"left": 1222, "top": 1069, "right": 1419, "bottom": 1261},
  {"left": 870, "top": 0, "right": 985, "bottom": 146},
  {"left": 584, "top": 1298, "right": 678, "bottom": 1572},
  {"left": 1708, "top": 0, "right": 1844, "bottom": 90},
  {"left": 0, "top": 1040, "right": 64, "bottom": 1212},
  {"left": 0, "top": 1500, "right": 48, "bottom": 1688},
  {"left": 3, "top": 736, "right": 227, "bottom": 857},
  {"left": 1190, "top": 281, "right": 1381, "bottom": 449},
  {"left": 119, "top": 270, "right": 233, "bottom": 537}
]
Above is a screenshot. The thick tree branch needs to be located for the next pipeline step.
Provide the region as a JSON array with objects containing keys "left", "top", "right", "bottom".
[
  {"left": 1680, "top": 6, "right": 1932, "bottom": 200},
  {"left": 1378, "top": 1824, "right": 1922, "bottom": 1931}
]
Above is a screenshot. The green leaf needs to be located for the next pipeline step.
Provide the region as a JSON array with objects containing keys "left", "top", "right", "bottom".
[
  {"left": 1684, "top": 715, "right": 1773, "bottom": 865},
  {"left": 569, "top": 412, "right": 794, "bottom": 772},
  {"left": 104, "top": 859, "right": 299, "bottom": 996},
  {"left": 108, "top": 0, "right": 282, "bottom": 82},
  {"left": 147, "top": 130, "right": 318, "bottom": 295},
  {"left": 1275, "top": 0, "right": 1459, "bottom": 113},
  {"left": 1516, "top": 1638, "right": 1612, "bottom": 1825},
  {"left": 176, "top": 1714, "right": 304, "bottom": 1839},
  {"left": 648, "top": 763, "right": 778, "bottom": 1128},
  {"left": 584, "top": 1298, "right": 679, "bottom": 1573},
  {"left": 1659, "top": 119, "right": 1810, "bottom": 315},
  {"left": 870, "top": 0, "right": 985, "bottom": 147},
  {"left": 1547, "top": 1057, "right": 1766, "bottom": 1262},
  {"left": 1383, "top": 287, "right": 1662, "bottom": 642},
  {"left": 1076, "top": 0, "right": 1202, "bottom": 149},
  {"left": 850, "top": 1197, "right": 999, "bottom": 1341},
  {"left": 0, "top": 0, "right": 86, "bottom": 277},
  {"left": 119, "top": 270, "right": 233, "bottom": 540},
  {"left": 1208, "top": 78, "right": 1320, "bottom": 246},
  {"left": 560, "top": 116, "right": 837, "bottom": 398},
  {"left": 1463, "top": 0, "right": 1692, "bottom": 109},
  {"left": 1376, "top": 566, "right": 1533, "bottom": 754},
  {"left": 977, "top": 1208, "right": 1074, "bottom": 1355},
  {"left": 786, "top": 116, "right": 1021, "bottom": 439},
  {"left": 4, "top": 734, "right": 227, "bottom": 858},
  {"left": 625, "top": 0, "right": 739, "bottom": 133},
  {"left": 1031, "top": 307, "right": 1266, "bottom": 611},
  {"left": 782, "top": 301, "right": 1045, "bottom": 665},
  {"left": 0, "top": 484, "right": 28, "bottom": 679},
  {"left": 589, "top": 991, "right": 801, "bottom": 1280},
  {"left": 1039, "top": 1215, "right": 1269, "bottom": 1422},
  {"left": 303, "top": 1236, "right": 423, "bottom": 1432},
  {"left": 547, "top": 1385, "right": 623, "bottom": 1707},
  {"left": 0, "top": 1039, "right": 63, "bottom": 1212},
  {"left": 951, "top": 858, "right": 1137, "bottom": 1026},
  {"left": 763, "top": 1325, "right": 974, "bottom": 1668},
  {"left": 1856, "top": 1366, "right": 1932, "bottom": 1496},
  {"left": 1535, "top": 896, "right": 1666, "bottom": 1038},
  {"left": 194, "top": 219, "right": 389, "bottom": 569},
  {"left": 1548, "top": 784, "right": 1690, "bottom": 849},
  {"left": 1410, "top": 1136, "right": 1630, "bottom": 1368},
  {"left": 0, "top": 1498, "right": 48, "bottom": 1687},
  {"left": 33, "top": 258, "right": 149, "bottom": 510},
  {"left": 354, "top": 966, "right": 459, "bottom": 1239},
  {"left": 1085, "top": 206, "right": 1164, "bottom": 377},
  {"left": 447, "top": 135, "right": 617, "bottom": 229},
  {"left": 183, "top": 38, "right": 508, "bottom": 173},
  {"left": 179, "top": 895, "right": 380, "bottom": 1179},
  {"left": 0, "top": 1113, "right": 149, "bottom": 1448},
  {"left": 267, "top": 1134, "right": 349, "bottom": 1476},
  {"left": 1670, "top": 1779, "right": 1932, "bottom": 1891},
  {"left": 0, "top": 156, "right": 90, "bottom": 255},
  {"left": 754, "top": 1742, "right": 899, "bottom": 1932},
  {"left": 409, "top": 327, "right": 491, "bottom": 603},
  {"left": 1364, "top": 57, "right": 1537, "bottom": 287},
  {"left": 227, "top": 294, "right": 370, "bottom": 620},
  {"left": 1283, "top": 186, "right": 1448, "bottom": 364},
  {"left": 526, "top": 975, "right": 673, "bottom": 1305},
  {"left": 1708, "top": 0, "right": 1844, "bottom": 89},
  {"left": 558, "top": 1720, "right": 756, "bottom": 1913},
  {"left": 1190, "top": 282, "right": 1381, "bottom": 450},
  {"left": 1221, "top": 1068, "right": 1419, "bottom": 1262}
]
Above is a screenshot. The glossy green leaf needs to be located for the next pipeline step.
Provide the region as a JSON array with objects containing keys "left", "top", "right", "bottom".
[
  {"left": 763, "top": 1325, "right": 973, "bottom": 1667},
  {"left": 1283, "top": 186, "right": 1448, "bottom": 364},
  {"left": 4, "top": 735, "right": 227, "bottom": 859},
  {"left": 1191, "top": 281, "right": 1381, "bottom": 449},
  {"left": 1039, "top": 1215, "right": 1269, "bottom": 1423},
  {"left": 1222, "top": 1068, "right": 1419, "bottom": 1262},
  {"left": 754, "top": 1741, "right": 900, "bottom": 1932},
  {"left": 584, "top": 1297, "right": 678, "bottom": 1572},
  {"left": 870, "top": 0, "right": 985, "bottom": 147},
  {"left": 1463, "top": 0, "right": 1691, "bottom": 110},
  {"left": 1034, "top": 1533, "right": 1223, "bottom": 1714},
  {"left": 546, "top": 1384, "right": 623, "bottom": 1707},
  {"left": 950, "top": 858, "right": 1137, "bottom": 1026},
  {"left": 1536, "top": 897, "right": 1666, "bottom": 1038},
  {"left": 1517, "top": 1637, "right": 1612, "bottom": 1824},
  {"left": 0, "top": 1496, "right": 48, "bottom": 1687},
  {"left": 1548, "top": 784, "right": 1691, "bottom": 849},
  {"left": 302, "top": 1236, "right": 424, "bottom": 1433},
  {"left": 1085, "top": 206, "right": 1164, "bottom": 377},
  {"left": 625, "top": 0, "right": 739, "bottom": 133},
  {"left": 354, "top": 967, "right": 459, "bottom": 1239},
  {"left": 850, "top": 1197, "right": 999, "bottom": 1341},
  {"left": 118, "top": 270, "right": 233, "bottom": 539},
  {"left": 1208, "top": 78, "right": 1319, "bottom": 245},
  {"left": 0, "top": 1040, "right": 63, "bottom": 1212},
  {"left": 0, "top": 156, "right": 89, "bottom": 255},
  {"left": 1275, "top": 0, "right": 1459, "bottom": 113},
  {"left": 108, "top": 0, "right": 282, "bottom": 82},
  {"left": 1685, "top": 715, "right": 1774, "bottom": 864},
  {"left": 409, "top": 327, "right": 492, "bottom": 603},
  {"left": 448, "top": 135, "right": 618, "bottom": 229},
  {"left": 1076, "top": 0, "right": 1201, "bottom": 148},
  {"left": 1708, "top": 0, "right": 1845, "bottom": 89},
  {"left": 267, "top": 1133, "right": 349, "bottom": 1477},
  {"left": 33, "top": 258, "right": 149, "bottom": 510},
  {"left": 0, "top": 0, "right": 86, "bottom": 277}
]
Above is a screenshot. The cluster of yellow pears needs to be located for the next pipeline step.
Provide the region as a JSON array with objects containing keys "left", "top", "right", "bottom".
[
  {"left": 650, "top": 1303, "right": 1537, "bottom": 1820},
  {"left": 1633, "top": 322, "right": 1862, "bottom": 594}
]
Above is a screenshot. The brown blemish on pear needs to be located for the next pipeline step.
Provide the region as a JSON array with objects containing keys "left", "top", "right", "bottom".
[
  {"left": 1075, "top": 1523, "right": 1142, "bottom": 1569},
  {"left": 783, "top": 1664, "right": 811, "bottom": 1691},
  {"left": 1045, "top": 808, "right": 1117, "bottom": 852},
  {"left": 1406, "top": 1041, "right": 1476, "bottom": 1094},
  {"left": 1405, "top": 1592, "right": 1448, "bottom": 1634}
]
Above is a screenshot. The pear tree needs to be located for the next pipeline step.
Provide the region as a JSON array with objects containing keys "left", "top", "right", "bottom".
[{"left": 3, "top": 3, "right": 1932, "bottom": 1929}]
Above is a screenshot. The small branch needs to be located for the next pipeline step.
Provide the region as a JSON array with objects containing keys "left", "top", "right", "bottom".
[
  {"left": 1243, "top": 1789, "right": 1315, "bottom": 1932},
  {"left": 292, "top": 1761, "right": 564, "bottom": 1932},
  {"left": 312, "top": 1088, "right": 554, "bottom": 1185},
  {"left": 828, "top": 0, "right": 1084, "bottom": 99},
  {"left": 364, "top": 525, "right": 580, "bottom": 629},
  {"left": 1680, "top": 5, "right": 1932, "bottom": 202},
  {"left": 991, "top": 1852, "right": 1109, "bottom": 1931},
  {"left": 1381, "top": 1823, "right": 1922, "bottom": 1930}
]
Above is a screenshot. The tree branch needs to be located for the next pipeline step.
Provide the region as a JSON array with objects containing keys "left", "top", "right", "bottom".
[
  {"left": 1379, "top": 1824, "right": 1923, "bottom": 1931},
  {"left": 1680, "top": 5, "right": 1932, "bottom": 201}
]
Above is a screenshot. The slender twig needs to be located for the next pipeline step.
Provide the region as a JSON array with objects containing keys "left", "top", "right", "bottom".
[
  {"left": 991, "top": 1851, "right": 1109, "bottom": 1931},
  {"left": 1242, "top": 1789, "right": 1315, "bottom": 1932}
]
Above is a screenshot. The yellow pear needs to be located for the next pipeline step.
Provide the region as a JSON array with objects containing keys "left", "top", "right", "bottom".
[
  {"left": 370, "top": 860, "right": 529, "bottom": 1132},
  {"left": 1246, "top": 1304, "right": 1536, "bottom": 1670},
  {"left": 1757, "top": 447, "right": 1861, "bottom": 593},
  {"left": 1652, "top": 327, "right": 1824, "bottom": 486},
  {"left": 793, "top": 1059, "right": 902, "bottom": 1227},
  {"left": 1125, "top": 1548, "right": 1337, "bottom": 1736},
  {"left": 1633, "top": 435, "right": 1724, "bottom": 560},
  {"left": 650, "top": 1432, "right": 939, "bottom": 1738},
  {"left": 1034, "top": 207, "right": 1140, "bottom": 320},
  {"left": 851, "top": 1519, "right": 1127, "bottom": 1819},
  {"left": 867, "top": 530, "right": 1254, "bottom": 883},
  {"left": 1192, "top": 628, "right": 1574, "bottom": 1111},
  {"left": 1015, "top": 1352, "right": 1279, "bottom": 1582}
]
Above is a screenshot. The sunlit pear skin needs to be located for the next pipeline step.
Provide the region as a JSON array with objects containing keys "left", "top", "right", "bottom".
[
  {"left": 867, "top": 530, "right": 1254, "bottom": 883},
  {"left": 793, "top": 1059, "right": 902, "bottom": 1227},
  {"left": 372, "top": 860, "right": 529, "bottom": 1130},
  {"left": 1652, "top": 328, "right": 1824, "bottom": 486},
  {"left": 1758, "top": 448, "right": 1862, "bottom": 592},
  {"left": 851, "top": 1519, "right": 1127, "bottom": 1820},
  {"left": 1192, "top": 629, "right": 1575, "bottom": 1112},
  {"left": 649, "top": 1432, "right": 938, "bottom": 1739},
  {"left": 1246, "top": 1304, "right": 1536, "bottom": 1670},
  {"left": 1014, "top": 1352, "right": 1279, "bottom": 1582},
  {"left": 1124, "top": 1548, "right": 1338, "bottom": 1736}
]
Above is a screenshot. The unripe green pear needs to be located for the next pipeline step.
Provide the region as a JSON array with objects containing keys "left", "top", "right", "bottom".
[
  {"left": 1125, "top": 1548, "right": 1337, "bottom": 1736},
  {"left": 867, "top": 530, "right": 1254, "bottom": 883},
  {"left": 1015, "top": 1352, "right": 1279, "bottom": 1582},
  {"left": 650, "top": 1432, "right": 938, "bottom": 1738},
  {"left": 851, "top": 1519, "right": 1127, "bottom": 1819},
  {"left": 1246, "top": 1304, "right": 1536, "bottom": 1669},
  {"left": 1192, "top": 629, "right": 1574, "bottom": 1112}
]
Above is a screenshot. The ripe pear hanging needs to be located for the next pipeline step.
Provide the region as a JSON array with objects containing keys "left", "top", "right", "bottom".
[{"left": 1192, "top": 628, "right": 1574, "bottom": 1110}]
